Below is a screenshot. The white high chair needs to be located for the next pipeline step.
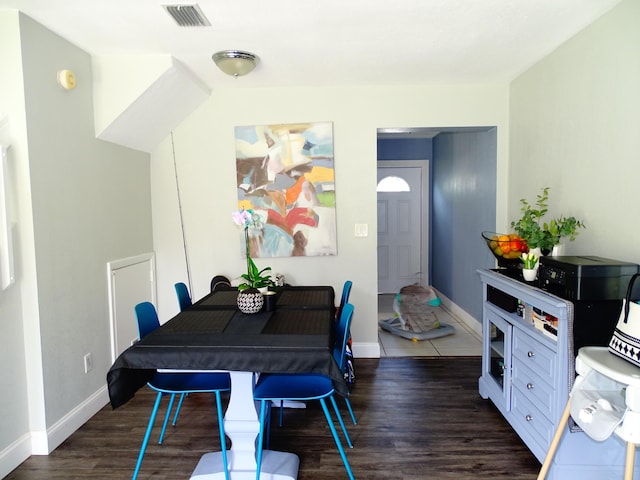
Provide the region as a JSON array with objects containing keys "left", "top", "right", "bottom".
[{"left": 539, "top": 346, "right": 640, "bottom": 480}]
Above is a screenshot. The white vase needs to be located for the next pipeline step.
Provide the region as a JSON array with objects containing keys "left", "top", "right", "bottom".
[
  {"left": 551, "top": 243, "right": 565, "bottom": 256},
  {"left": 522, "top": 268, "right": 537, "bottom": 282},
  {"left": 237, "top": 289, "right": 264, "bottom": 314}
]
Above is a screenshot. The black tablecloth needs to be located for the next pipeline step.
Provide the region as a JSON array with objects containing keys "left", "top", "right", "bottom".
[{"left": 107, "top": 286, "right": 345, "bottom": 408}]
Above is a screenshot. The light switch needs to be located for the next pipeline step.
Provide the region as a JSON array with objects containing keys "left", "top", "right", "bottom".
[{"left": 354, "top": 223, "right": 368, "bottom": 237}]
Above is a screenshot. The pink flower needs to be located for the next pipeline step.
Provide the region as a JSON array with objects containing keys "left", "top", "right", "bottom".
[{"left": 232, "top": 209, "right": 253, "bottom": 228}]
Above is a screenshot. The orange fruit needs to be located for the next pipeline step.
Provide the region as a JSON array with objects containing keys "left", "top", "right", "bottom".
[
  {"left": 510, "top": 239, "right": 523, "bottom": 252},
  {"left": 498, "top": 235, "right": 511, "bottom": 254}
]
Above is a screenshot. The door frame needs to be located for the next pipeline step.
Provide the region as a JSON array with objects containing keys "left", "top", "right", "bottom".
[
  {"left": 377, "top": 160, "right": 430, "bottom": 290},
  {"left": 107, "top": 252, "right": 156, "bottom": 362}
]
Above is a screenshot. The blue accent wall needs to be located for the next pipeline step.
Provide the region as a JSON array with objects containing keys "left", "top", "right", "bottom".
[
  {"left": 377, "top": 138, "right": 433, "bottom": 160},
  {"left": 431, "top": 130, "right": 496, "bottom": 320}
]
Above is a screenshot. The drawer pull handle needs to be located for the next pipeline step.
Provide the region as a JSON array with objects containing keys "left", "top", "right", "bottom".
[
  {"left": 526, "top": 415, "right": 533, "bottom": 422},
  {"left": 527, "top": 383, "right": 534, "bottom": 389},
  {"left": 527, "top": 351, "right": 535, "bottom": 358}
]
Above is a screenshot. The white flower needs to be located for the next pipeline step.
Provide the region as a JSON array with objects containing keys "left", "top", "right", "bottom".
[
  {"left": 232, "top": 208, "right": 263, "bottom": 230},
  {"left": 520, "top": 252, "right": 539, "bottom": 269}
]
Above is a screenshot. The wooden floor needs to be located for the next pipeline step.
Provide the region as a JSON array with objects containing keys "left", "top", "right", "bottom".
[{"left": 6, "top": 357, "right": 541, "bottom": 480}]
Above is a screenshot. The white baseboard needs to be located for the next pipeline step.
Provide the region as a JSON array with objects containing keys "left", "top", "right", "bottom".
[
  {"left": 0, "top": 384, "right": 110, "bottom": 479},
  {"left": 32, "top": 385, "right": 110, "bottom": 455},
  {"left": 0, "top": 433, "right": 31, "bottom": 479},
  {"left": 435, "top": 290, "right": 482, "bottom": 339},
  {"left": 352, "top": 341, "right": 380, "bottom": 358}
]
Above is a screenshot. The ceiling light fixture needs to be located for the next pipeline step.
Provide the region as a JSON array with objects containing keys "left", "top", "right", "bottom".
[{"left": 212, "top": 50, "right": 259, "bottom": 77}]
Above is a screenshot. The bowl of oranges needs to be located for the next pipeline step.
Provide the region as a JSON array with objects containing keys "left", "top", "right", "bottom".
[{"left": 482, "top": 231, "right": 529, "bottom": 268}]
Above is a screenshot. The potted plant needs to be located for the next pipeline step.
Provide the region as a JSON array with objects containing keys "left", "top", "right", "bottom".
[
  {"left": 520, "top": 252, "right": 539, "bottom": 281},
  {"left": 511, "top": 187, "right": 551, "bottom": 252},
  {"left": 238, "top": 257, "right": 273, "bottom": 292},
  {"left": 232, "top": 208, "right": 274, "bottom": 313},
  {"left": 544, "top": 215, "right": 585, "bottom": 249},
  {"left": 511, "top": 187, "right": 585, "bottom": 254}
]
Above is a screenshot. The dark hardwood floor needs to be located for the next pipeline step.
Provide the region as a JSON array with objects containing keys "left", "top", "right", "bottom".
[{"left": 6, "top": 357, "right": 541, "bottom": 479}]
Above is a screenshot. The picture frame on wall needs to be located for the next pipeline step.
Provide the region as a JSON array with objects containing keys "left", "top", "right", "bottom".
[{"left": 234, "top": 121, "right": 337, "bottom": 258}]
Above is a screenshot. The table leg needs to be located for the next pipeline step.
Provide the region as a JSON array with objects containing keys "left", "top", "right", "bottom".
[
  {"left": 191, "top": 371, "right": 299, "bottom": 480},
  {"left": 537, "top": 400, "right": 571, "bottom": 480},
  {"left": 625, "top": 442, "right": 636, "bottom": 480}
]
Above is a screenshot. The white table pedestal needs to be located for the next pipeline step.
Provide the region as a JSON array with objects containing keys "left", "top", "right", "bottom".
[
  {"left": 191, "top": 451, "right": 299, "bottom": 480},
  {"left": 191, "top": 371, "right": 299, "bottom": 480}
]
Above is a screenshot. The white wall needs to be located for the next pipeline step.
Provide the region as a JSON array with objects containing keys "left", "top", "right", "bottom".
[
  {"left": 150, "top": 85, "right": 510, "bottom": 355},
  {"left": 0, "top": 11, "right": 32, "bottom": 471},
  {"left": 509, "top": 0, "right": 640, "bottom": 266}
]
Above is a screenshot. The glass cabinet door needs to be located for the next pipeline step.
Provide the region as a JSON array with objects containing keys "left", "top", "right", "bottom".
[
  {"left": 483, "top": 309, "right": 512, "bottom": 408},
  {"left": 489, "top": 319, "right": 506, "bottom": 389}
]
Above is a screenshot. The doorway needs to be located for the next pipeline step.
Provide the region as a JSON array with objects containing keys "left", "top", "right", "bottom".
[
  {"left": 377, "top": 160, "right": 429, "bottom": 293},
  {"left": 376, "top": 127, "right": 496, "bottom": 356}
]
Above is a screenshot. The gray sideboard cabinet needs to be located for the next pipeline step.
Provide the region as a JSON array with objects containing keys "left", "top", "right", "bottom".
[{"left": 477, "top": 269, "right": 640, "bottom": 479}]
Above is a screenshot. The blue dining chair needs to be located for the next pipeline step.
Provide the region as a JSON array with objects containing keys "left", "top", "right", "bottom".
[
  {"left": 253, "top": 303, "right": 356, "bottom": 480},
  {"left": 174, "top": 282, "right": 192, "bottom": 311},
  {"left": 170, "top": 282, "right": 194, "bottom": 426},
  {"left": 132, "top": 302, "right": 231, "bottom": 480},
  {"left": 336, "top": 280, "right": 356, "bottom": 426},
  {"left": 337, "top": 280, "right": 352, "bottom": 320},
  {"left": 275, "top": 288, "right": 357, "bottom": 427}
]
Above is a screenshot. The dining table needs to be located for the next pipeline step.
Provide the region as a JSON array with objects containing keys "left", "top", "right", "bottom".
[{"left": 107, "top": 285, "right": 346, "bottom": 480}]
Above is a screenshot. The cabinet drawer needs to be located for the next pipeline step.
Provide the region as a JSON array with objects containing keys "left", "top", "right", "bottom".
[
  {"left": 511, "top": 386, "right": 554, "bottom": 450},
  {"left": 512, "top": 360, "right": 554, "bottom": 419},
  {"left": 512, "top": 329, "right": 556, "bottom": 379}
]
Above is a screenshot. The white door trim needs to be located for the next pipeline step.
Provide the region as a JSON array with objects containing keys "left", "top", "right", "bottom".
[{"left": 107, "top": 252, "right": 156, "bottom": 362}]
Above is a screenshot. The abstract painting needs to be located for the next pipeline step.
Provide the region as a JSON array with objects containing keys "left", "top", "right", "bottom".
[{"left": 235, "top": 121, "right": 336, "bottom": 258}]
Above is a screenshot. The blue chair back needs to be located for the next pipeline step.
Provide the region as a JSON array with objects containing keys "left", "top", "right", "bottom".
[
  {"left": 333, "top": 303, "right": 354, "bottom": 370},
  {"left": 135, "top": 302, "right": 161, "bottom": 339},
  {"left": 174, "top": 282, "right": 192, "bottom": 311},
  {"left": 337, "top": 280, "right": 352, "bottom": 318}
]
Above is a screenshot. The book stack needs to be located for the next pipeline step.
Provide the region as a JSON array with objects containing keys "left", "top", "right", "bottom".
[{"left": 532, "top": 307, "right": 558, "bottom": 339}]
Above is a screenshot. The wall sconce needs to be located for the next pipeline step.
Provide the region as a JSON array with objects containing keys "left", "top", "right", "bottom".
[{"left": 212, "top": 50, "right": 259, "bottom": 77}]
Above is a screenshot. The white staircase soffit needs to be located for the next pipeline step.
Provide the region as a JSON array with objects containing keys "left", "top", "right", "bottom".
[{"left": 96, "top": 58, "right": 210, "bottom": 153}]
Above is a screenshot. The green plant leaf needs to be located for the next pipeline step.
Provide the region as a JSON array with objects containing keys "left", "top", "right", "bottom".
[
  {"left": 242, "top": 257, "right": 273, "bottom": 288},
  {"left": 510, "top": 187, "right": 584, "bottom": 250}
]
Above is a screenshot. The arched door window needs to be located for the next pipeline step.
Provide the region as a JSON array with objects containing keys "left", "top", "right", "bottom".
[{"left": 376, "top": 175, "right": 410, "bottom": 193}]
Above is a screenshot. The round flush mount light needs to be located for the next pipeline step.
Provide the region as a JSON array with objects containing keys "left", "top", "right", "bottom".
[{"left": 212, "top": 50, "right": 259, "bottom": 77}]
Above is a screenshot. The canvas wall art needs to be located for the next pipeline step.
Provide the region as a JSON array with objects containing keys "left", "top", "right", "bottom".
[{"left": 235, "top": 121, "right": 337, "bottom": 258}]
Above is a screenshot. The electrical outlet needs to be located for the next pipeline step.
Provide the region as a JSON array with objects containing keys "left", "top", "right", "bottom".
[{"left": 83, "top": 353, "right": 94, "bottom": 374}]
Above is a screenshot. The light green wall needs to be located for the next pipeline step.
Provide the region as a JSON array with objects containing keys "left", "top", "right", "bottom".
[
  {"left": 18, "top": 13, "right": 153, "bottom": 426},
  {"left": 150, "top": 85, "right": 510, "bottom": 351},
  {"left": 0, "top": 13, "right": 153, "bottom": 470},
  {"left": 509, "top": 0, "right": 640, "bottom": 265}
]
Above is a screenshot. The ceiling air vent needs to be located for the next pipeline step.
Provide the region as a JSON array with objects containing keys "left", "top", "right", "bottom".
[{"left": 163, "top": 4, "right": 211, "bottom": 27}]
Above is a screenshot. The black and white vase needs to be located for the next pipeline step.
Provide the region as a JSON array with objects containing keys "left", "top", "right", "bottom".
[{"left": 237, "top": 288, "right": 264, "bottom": 314}]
